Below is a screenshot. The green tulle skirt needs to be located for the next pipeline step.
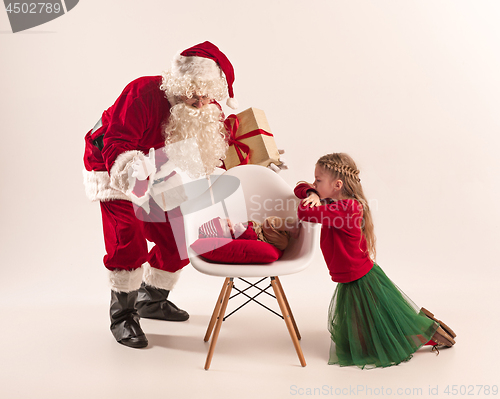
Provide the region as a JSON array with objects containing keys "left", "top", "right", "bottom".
[{"left": 328, "top": 264, "right": 438, "bottom": 369}]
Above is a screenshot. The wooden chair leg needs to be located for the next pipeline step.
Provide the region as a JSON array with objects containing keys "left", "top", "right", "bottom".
[
  {"left": 205, "top": 278, "right": 233, "bottom": 370},
  {"left": 204, "top": 277, "right": 231, "bottom": 342},
  {"left": 271, "top": 277, "right": 306, "bottom": 367},
  {"left": 274, "top": 276, "right": 301, "bottom": 340}
]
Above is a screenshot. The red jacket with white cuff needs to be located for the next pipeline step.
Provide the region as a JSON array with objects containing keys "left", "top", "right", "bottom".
[
  {"left": 83, "top": 76, "right": 172, "bottom": 202},
  {"left": 294, "top": 182, "right": 373, "bottom": 283}
]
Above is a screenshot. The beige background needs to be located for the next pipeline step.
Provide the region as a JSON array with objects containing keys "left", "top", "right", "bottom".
[{"left": 1, "top": 1, "right": 499, "bottom": 398}]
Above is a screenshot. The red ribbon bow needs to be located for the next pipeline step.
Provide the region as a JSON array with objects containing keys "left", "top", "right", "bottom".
[{"left": 224, "top": 114, "right": 274, "bottom": 165}]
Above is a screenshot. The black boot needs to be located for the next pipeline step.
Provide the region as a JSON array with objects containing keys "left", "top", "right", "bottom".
[
  {"left": 136, "top": 282, "right": 189, "bottom": 321},
  {"left": 110, "top": 290, "right": 148, "bottom": 348}
]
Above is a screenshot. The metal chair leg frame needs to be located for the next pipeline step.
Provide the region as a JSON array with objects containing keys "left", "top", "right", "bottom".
[
  {"left": 271, "top": 277, "right": 306, "bottom": 367},
  {"left": 225, "top": 281, "right": 282, "bottom": 320},
  {"left": 274, "top": 276, "right": 301, "bottom": 340},
  {"left": 205, "top": 278, "right": 234, "bottom": 370},
  {"left": 204, "top": 277, "right": 231, "bottom": 342}
]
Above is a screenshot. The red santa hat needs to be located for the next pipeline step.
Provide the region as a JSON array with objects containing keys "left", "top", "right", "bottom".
[{"left": 179, "top": 41, "right": 238, "bottom": 109}]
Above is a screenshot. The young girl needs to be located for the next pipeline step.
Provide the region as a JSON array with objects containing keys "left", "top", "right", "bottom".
[{"left": 295, "top": 153, "right": 456, "bottom": 369}]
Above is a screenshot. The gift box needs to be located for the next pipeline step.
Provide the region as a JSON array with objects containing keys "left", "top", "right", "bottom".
[{"left": 224, "top": 107, "right": 282, "bottom": 170}]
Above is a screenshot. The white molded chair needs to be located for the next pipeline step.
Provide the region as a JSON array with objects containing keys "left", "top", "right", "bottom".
[{"left": 181, "top": 165, "right": 319, "bottom": 370}]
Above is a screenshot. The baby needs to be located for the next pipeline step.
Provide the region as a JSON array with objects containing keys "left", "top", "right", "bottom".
[{"left": 198, "top": 217, "right": 301, "bottom": 250}]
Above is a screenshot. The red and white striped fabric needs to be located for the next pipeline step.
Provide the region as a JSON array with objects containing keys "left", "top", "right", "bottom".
[{"left": 198, "top": 217, "right": 225, "bottom": 238}]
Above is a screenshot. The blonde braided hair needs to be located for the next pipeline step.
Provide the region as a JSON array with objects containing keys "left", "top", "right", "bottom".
[
  {"left": 317, "top": 153, "right": 376, "bottom": 261},
  {"left": 320, "top": 159, "right": 361, "bottom": 183}
]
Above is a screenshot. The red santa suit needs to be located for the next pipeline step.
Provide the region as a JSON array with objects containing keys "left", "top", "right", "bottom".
[
  {"left": 83, "top": 75, "right": 190, "bottom": 291},
  {"left": 84, "top": 41, "right": 241, "bottom": 349}
]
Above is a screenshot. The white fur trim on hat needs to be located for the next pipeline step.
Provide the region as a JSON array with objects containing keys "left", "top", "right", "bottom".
[
  {"left": 82, "top": 169, "right": 129, "bottom": 202},
  {"left": 172, "top": 54, "right": 222, "bottom": 81},
  {"left": 143, "top": 262, "right": 182, "bottom": 291},
  {"left": 162, "top": 54, "right": 228, "bottom": 102},
  {"left": 109, "top": 267, "right": 143, "bottom": 293}
]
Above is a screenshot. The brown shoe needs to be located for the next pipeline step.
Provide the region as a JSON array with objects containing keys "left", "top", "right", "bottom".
[
  {"left": 421, "top": 307, "right": 457, "bottom": 338},
  {"left": 432, "top": 326, "right": 456, "bottom": 347}
]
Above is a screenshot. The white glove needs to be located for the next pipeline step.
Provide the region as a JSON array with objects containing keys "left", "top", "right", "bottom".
[
  {"left": 131, "top": 148, "right": 156, "bottom": 180},
  {"left": 268, "top": 149, "right": 288, "bottom": 173}
]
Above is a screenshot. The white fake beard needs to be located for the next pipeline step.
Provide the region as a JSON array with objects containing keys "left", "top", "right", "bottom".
[{"left": 164, "top": 102, "right": 228, "bottom": 178}]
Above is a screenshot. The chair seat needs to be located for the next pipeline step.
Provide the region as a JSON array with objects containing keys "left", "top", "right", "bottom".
[
  {"left": 189, "top": 257, "right": 309, "bottom": 278},
  {"left": 188, "top": 224, "right": 318, "bottom": 277}
]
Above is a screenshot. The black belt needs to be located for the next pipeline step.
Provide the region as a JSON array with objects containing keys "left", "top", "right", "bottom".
[{"left": 91, "top": 117, "right": 104, "bottom": 151}]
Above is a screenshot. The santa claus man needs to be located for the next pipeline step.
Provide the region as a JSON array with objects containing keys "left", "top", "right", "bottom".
[{"left": 83, "top": 42, "right": 240, "bottom": 348}]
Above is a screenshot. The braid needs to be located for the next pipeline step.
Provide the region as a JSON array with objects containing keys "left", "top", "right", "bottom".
[{"left": 320, "top": 159, "right": 361, "bottom": 183}]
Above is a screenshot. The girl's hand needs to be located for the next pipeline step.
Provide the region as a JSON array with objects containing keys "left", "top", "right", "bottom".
[{"left": 302, "top": 192, "right": 321, "bottom": 208}]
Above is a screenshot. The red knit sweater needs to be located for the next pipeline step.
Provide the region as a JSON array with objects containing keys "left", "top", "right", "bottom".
[{"left": 294, "top": 183, "right": 373, "bottom": 283}]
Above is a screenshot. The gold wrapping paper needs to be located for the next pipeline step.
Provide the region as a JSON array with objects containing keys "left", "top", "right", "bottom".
[{"left": 224, "top": 107, "right": 282, "bottom": 170}]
